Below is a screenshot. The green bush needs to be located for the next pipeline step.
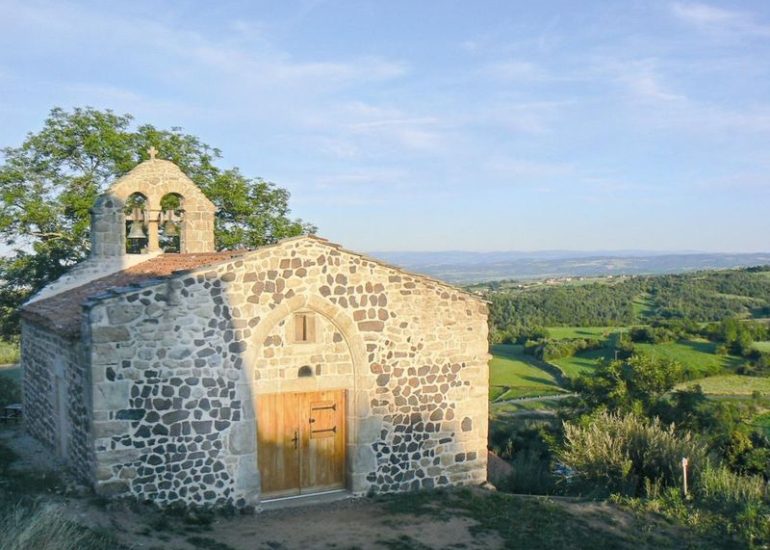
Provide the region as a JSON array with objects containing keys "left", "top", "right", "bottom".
[
  {"left": 489, "top": 420, "right": 559, "bottom": 495},
  {"left": 696, "top": 462, "right": 768, "bottom": 515},
  {"left": 0, "top": 340, "right": 19, "bottom": 365},
  {"left": 559, "top": 411, "right": 707, "bottom": 497},
  {"left": 0, "top": 375, "right": 20, "bottom": 408},
  {"left": 694, "top": 463, "right": 770, "bottom": 546},
  {"left": 500, "top": 451, "right": 557, "bottom": 495}
]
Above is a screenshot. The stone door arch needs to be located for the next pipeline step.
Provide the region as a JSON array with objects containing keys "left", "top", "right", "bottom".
[{"left": 237, "top": 294, "right": 379, "bottom": 502}]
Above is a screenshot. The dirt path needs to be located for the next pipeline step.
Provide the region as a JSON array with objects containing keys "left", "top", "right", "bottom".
[
  {"left": 87, "top": 497, "right": 504, "bottom": 550},
  {"left": 1, "top": 424, "right": 502, "bottom": 549}
]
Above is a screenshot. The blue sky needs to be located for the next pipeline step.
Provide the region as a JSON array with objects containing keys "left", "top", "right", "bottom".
[{"left": 1, "top": 1, "right": 769, "bottom": 252}]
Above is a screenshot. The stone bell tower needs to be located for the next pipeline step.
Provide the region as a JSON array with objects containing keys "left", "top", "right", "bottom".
[
  {"left": 28, "top": 152, "right": 217, "bottom": 304},
  {"left": 90, "top": 148, "right": 217, "bottom": 258}
]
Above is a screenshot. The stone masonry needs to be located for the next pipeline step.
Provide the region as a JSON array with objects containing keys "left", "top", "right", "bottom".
[
  {"left": 20, "top": 157, "right": 490, "bottom": 509},
  {"left": 84, "top": 237, "right": 489, "bottom": 506}
]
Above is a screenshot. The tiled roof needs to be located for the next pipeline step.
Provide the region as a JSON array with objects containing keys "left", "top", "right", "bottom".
[{"left": 21, "top": 252, "right": 244, "bottom": 338}]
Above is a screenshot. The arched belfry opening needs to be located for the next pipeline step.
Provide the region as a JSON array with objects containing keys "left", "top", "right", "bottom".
[
  {"left": 125, "top": 192, "right": 149, "bottom": 254},
  {"left": 89, "top": 148, "right": 217, "bottom": 258},
  {"left": 159, "top": 192, "right": 184, "bottom": 253}
]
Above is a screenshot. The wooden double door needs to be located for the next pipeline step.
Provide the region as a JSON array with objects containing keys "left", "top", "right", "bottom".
[{"left": 257, "top": 390, "right": 346, "bottom": 498}]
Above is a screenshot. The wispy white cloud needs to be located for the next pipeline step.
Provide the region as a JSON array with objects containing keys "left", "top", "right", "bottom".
[
  {"left": 605, "top": 58, "right": 686, "bottom": 102},
  {"left": 671, "top": 2, "right": 770, "bottom": 37},
  {"left": 696, "top": 172, "right": 770, "bottom": 192},
  {"left": 296, "top": 100, "right": 451, "bottom": 156},
  {"left": 0, "top": 1, "right": 408, "bottom": 93},
  {"left": 313, "top": 168, "right": 409, "bottom": 189},
  {"left": 475, "top": 100, "right": 568, "bottom": 135}
]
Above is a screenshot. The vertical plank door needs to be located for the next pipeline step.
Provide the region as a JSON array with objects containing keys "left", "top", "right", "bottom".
[
  {"left": 300, "top": 389, "right": 346, "bottom": 492},
  {"left": 256, "top": 393, "right": 302, "bottom": 497}
]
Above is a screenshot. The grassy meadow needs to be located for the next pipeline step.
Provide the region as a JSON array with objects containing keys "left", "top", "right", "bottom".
[
  {"left": 753, "top": 341, "right": 770, "bottom": 353},
  {"left": 489, "top": 344, "right": 564, "bottom": 400},
  {"left": 678, "top": 374, "right": 770, "bottom": 396},
  {"left": 544, "top": 326, "right": 626, "bottom": 339},
  {"left": 550, "top": 348, "right": 612, "bottom": 379},
  {"left": 634, "top": 339, "right": 744, "bottom": 375},
  {"left": 550, "top": 339, "right": 745, "bottom": 381}
]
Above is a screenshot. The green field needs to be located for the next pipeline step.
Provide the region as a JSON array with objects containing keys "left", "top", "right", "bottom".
[
  {"left": 635, "top": 340, "right": 744, "bottom": 376},
  {"left": 544, "top": 326, "right": 626, "bottom": 339},
  {"left": 632, "top": 293, "right": 654, "bottom": 320},
  {"left": 753, "top": 341, "right": 770, "bottom": 353},
  {"left": 550, "top": 348, "right": 613, "bottom": 379},
  {"left": 679, "top": 374, "right": 770, "bottom": 396},
  {"left": 490, "top": 345, "right": 565, "bottom": 400},
  {"left": 549, "top": 339, "right": 743, "bottom": 380}
]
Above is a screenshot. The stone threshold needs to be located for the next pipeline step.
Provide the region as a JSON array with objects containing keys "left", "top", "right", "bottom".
[{"left": 259, "top": 489, "right": 351, "bottom": 511}]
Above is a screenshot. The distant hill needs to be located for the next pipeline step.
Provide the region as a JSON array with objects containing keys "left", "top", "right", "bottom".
[{"left": 366, "top": 251, "right": 770, "bottom": 284}]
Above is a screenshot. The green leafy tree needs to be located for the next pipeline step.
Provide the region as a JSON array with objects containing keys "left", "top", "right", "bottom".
[
  {"left": 0, "top": 107, "right": 316, "bottom": 338},
  {"left": 570, "top": 353, "right": 684, "bottom": 416}
]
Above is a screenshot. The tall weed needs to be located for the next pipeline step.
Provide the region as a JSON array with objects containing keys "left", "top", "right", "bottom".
[{"left": 560, "top": 411, "right": 707, "bottom": 497}]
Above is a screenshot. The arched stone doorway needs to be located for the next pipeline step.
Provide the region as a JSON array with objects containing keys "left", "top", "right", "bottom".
[{"left": 240, "top": 294, "right": 377, "bottom": 502}]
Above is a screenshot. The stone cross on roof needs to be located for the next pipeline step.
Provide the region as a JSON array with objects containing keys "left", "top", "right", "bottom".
[{"left": 148, "top": 146, "right": 158, "bottom": 160}]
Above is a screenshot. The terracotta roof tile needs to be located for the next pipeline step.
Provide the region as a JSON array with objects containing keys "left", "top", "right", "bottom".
[{"left": 22, "top": 252, "right": 244, "bottom": 339}]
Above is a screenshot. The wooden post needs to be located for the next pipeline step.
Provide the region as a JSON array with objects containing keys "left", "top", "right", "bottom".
[{"left": 682, "top": 457, "right": 689, "bottom": 497}]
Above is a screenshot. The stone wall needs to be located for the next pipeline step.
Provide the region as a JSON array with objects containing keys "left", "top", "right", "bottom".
[
  {"left": 90, "top": 194, "right": 126, "bottom": 258},
  {"left": 84, "top": 236, "right": 489, "bottom": 507},
  {"left": 253, "top": 312, "right": 354, "bottom": 393},
  {"left": 21, "top": 320, "right": 92, "bottom": 481}
]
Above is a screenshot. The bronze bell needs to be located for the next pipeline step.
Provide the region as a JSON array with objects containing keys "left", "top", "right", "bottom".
[
  {"left": 127, "top": 208, "right": 147, "bottom": 239},
  {"left": 127, "top": 221, "right": 147, "bottom": 240},
  {"left": 162, "top": 209, "right": 179, "bottom": 236}
]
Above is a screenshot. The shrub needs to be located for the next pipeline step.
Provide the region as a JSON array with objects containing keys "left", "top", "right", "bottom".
[
  {"left": 695, "top": 462, "right": 770, "bottom": 544},
  {"left": 697, "top": 461, "right": 768, "bottom": 515},
  {"left": 500, "top": 450, "right": 557, "bottom": 495},
  {"left": 559, "top": 411, "right": 707, "bottom": 497},
  {"left": 490, "top": 421, "right": 558, "bottom": 495},
  {"left": 0, "top": 340, "right": 20, "bottom": 365},
  {"left": 525, "top": 337, "right": 603, "bottom": 361},
  {"left": 0, "top": 375, "right": 20, "bottom": 408}
]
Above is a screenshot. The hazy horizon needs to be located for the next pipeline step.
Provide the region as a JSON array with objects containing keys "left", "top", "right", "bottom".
[{"left": 367, "top": 248, "right": 770, "bottom": 255}]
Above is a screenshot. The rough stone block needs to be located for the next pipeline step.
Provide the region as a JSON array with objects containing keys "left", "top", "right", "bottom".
[
  {"left": 106, "top": 305, "right": 144, "bottom": 325},
  {"left": 229, "top": 422, "right": 256, "bottom": 455},
  {"left": 93, "top": 380, "right": 131, "bottom": 411},
  {"left": 92, "top": 326, "right": 131, "bottom": 343}
]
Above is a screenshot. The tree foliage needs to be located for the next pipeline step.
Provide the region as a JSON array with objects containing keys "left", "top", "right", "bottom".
[
  {"left": 0, "top": 107, "right": 316, "bottom": 338},
  {"left": 487, "top": 282, "right": 639, "bottom": 330},
  {"left": 570, "top": 354, "right": 684, "bottom": 416},
  {"left": 486, "top": 266, "right": 770, "bottom": 337}
]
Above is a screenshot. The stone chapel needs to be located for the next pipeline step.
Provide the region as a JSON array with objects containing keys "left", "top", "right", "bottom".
[{"left": 19, "top": 154, "right": 489, "bottom": 507}]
